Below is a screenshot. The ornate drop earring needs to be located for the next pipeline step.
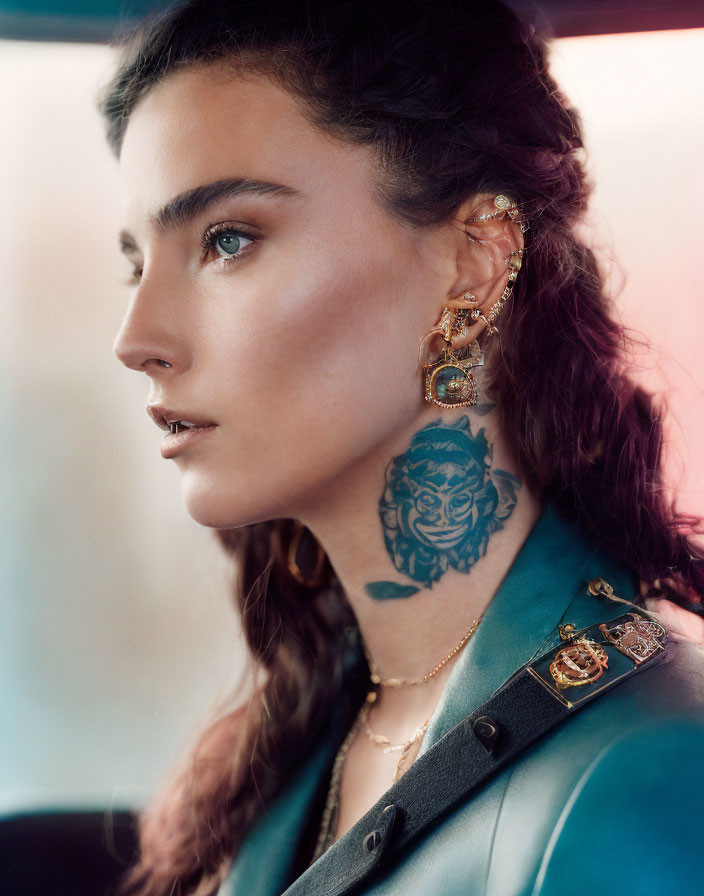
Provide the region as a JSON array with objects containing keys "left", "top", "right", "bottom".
[{"left": 417, "top": 300, "right": 484, "bottom": 409}]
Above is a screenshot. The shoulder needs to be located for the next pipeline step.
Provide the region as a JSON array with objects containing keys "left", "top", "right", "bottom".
[
  {"left": 600, "top": 636, "right": 704, "bottom": 717},
  {"left": 533, "top": 641, "right": 704, "bottom": 895}
]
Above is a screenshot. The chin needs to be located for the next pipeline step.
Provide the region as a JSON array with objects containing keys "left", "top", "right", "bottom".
[
  {"left": 178, "top": 469, "right": 289, "bottom": 530},
  {"left": 179, "top": 474, "right": 248, "bottom": 529}
]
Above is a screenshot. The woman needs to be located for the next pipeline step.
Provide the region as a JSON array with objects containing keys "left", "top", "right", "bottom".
[{"left": 98, "top": 1, "right": 704, "bottom": 894}]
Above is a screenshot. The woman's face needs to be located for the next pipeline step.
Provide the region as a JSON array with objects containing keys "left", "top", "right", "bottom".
[{"left": 115, "top": 64, "right": 454, "bottom": 528}]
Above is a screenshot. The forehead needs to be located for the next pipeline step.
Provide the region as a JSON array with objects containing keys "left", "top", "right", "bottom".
[{"left": 118, "top": 63, "right": 378, "bottom": 231}]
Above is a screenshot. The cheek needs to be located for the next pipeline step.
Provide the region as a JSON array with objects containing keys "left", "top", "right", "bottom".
[
  {"left": 183, "top": 220, "right": 426, "bottom": 525},
  {"left": 222, "top": 240, "right": 417, "bottom": 441},
  {"left": 279, "top": 252, "right": 418, "bottom": 451}
]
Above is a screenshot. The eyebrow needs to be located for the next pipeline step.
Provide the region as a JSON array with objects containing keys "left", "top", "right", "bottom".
[{"left": 118, "top": 177, "right": 302, "bottom": 254}]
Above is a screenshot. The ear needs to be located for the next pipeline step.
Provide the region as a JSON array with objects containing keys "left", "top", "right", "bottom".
[{"left": 445, "top": 193, "right": 525, "bottom": 350}]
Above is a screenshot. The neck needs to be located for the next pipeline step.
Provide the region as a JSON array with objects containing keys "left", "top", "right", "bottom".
[{"left": 295, "top": 404, "right": 542, "bottom": 684}]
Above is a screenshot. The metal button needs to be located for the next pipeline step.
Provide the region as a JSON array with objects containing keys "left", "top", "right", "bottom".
[{"left": 363, "top": 805, "right": 397, "bottom": 858}]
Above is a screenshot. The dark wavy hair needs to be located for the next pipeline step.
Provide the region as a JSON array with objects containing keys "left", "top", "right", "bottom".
[{"left": 97, "top": 1, "right": 704, "bottom": 893}]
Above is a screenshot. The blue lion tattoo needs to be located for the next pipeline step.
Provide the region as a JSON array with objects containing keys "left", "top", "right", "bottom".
[{"left": 365, "top": 416, "right": 521, "bottom": 598}]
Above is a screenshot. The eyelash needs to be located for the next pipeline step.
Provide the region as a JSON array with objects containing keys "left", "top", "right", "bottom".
[{"left": 122, "top": 222, "right": 257, "bottom": 285}]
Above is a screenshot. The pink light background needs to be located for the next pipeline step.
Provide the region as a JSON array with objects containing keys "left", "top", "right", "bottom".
[{"left": 549, "top": 29, "right": 704, "bottom": 517}]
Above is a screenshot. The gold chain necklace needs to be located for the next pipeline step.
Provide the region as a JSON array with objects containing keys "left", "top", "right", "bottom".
[
  {"left": 310, "top": 615, "right": 482, "bottom": 864},
  {"left": 361, "top": 616, "right": 482, "bottom": 782},
  {"left": 363, "top": 616, "right": 482, "bottom": 690}
]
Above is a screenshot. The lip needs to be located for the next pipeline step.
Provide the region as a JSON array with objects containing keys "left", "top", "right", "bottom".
[
  {"left": 160, "top": 423, "right": 217, "bottom": 459},
  {"left": 147, "top": 403, "right": 216, "bottom": 431}
]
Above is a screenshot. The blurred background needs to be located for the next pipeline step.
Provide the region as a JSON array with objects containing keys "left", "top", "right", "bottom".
[{"left": 1, "top": 0, "right": 703, "bottom": 857}]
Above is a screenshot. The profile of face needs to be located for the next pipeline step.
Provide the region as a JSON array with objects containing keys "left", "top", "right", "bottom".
[{"left": 114, "top": 63, "right": 457, "bottom": 529}]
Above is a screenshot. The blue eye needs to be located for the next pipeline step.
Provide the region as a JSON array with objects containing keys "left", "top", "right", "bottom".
[
  {"left": 214, "top": 230, "right": 247, "bottom": 256},
  {"left": 201, "top": 223, "right": 256, "bottom": 263}
]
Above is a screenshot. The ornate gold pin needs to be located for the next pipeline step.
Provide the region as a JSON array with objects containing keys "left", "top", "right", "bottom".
[
  {"left": 559, "top": 623, "right": 577, "bottom": 641},
  {"left": 549, "top": 638, "right": 609, "bottom": 689},
  {"left": 599, "top": 613, "right": 667, "bottom": 665}
]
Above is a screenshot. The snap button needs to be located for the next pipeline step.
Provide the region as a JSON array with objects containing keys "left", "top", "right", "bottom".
[
  {"left": 363, "top": 829, "right": 383, "bottom": 853},
  {"left": 473, "top": 715, "right": 500, "bottom": 754},
  {"left": 362, "top": 804, "right": 397, "bottom": 859}
]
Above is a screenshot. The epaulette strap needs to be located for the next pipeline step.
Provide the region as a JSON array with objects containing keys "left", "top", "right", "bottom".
[{"left": 282, "top": 599, "right": 668, "bottom": 896}]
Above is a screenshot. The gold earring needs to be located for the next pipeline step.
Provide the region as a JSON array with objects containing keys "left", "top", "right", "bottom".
[
  {"left": 418, "top": 304, "right": 484, "bottom": 409},
  {"left": 470, "top": 247, "right": 525, "bottom": 336},
  {"left": 288, "top": 521, "right": 327, "bottom": 588},
  {"left": 418, "top": 190, "right": 527, "bottom": 406},
  {"left": 465, "top": 194, "right": 530, "bottom": 233}
]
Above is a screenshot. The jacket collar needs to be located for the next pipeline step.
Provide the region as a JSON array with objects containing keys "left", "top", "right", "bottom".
[
  {"left": 224, "top": 499, "right": 638, "bottom": 894},
  {"left": 419, "top": 499, "right": 637, "bottom": 756}
]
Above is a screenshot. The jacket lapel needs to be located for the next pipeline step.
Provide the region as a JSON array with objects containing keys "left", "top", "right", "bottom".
[{"left": 223, "top": 735, "right": 338, "bottom": 896}]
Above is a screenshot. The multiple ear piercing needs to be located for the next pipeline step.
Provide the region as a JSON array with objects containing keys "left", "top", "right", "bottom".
[{"left": 419, "top": 194, "right": 528, "bottom": 409}]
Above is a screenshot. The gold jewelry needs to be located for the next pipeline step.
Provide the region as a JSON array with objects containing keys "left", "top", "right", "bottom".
[
  {"left": 365, "top": 713, "right": 430, "bottom": 784},
  {"left": 549, "top": 638, "right": 609, "bottom": 689},
  {"left": 467, "top": 247, "right": 525, "bottom": 337},
  {"left": 418, "top": 315, "right": 484, "bottom": 408},
  {"left": 310, "top": 698, "right": 371, "bottom": 864},
  {"left": 466, "top": 193, "right": 530, "bottom": 234},
  {"left": 418, "top": 194, "right": 527, "bottom": 408},
  {"left": 364, "top": 616, "right": 482, "bottom": 687},
  {"left": 287, "top": 521, "right": 327, "bottom": 588},
  {"left": 311, "top": 615, "right": 483, "bottom": 862},
  {"left": 361, "top": 615, "right": 482, "bottom": 780}
]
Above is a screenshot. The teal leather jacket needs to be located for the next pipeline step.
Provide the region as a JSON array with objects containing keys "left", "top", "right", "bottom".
[{"left": 224, "top": 502, "right": 704, "bottom": 895}]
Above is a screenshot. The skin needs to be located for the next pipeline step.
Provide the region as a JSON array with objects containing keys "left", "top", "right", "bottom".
[{"left": 113, "top": 61, "right": 541, "bottom": 839}]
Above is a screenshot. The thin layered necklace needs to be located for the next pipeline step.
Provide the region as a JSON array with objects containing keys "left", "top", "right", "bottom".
[{"left": 311, "top": 615, "right": 482, "bottom": 864}]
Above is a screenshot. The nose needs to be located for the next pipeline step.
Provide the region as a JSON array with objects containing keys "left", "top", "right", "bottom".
[{"left": 113, "top": 279, "right": 182, "bottom": 372}]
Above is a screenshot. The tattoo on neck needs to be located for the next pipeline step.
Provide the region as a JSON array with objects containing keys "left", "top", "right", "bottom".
[{"left": 364, "top": 415, "right": 521, "bottom": 600}]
